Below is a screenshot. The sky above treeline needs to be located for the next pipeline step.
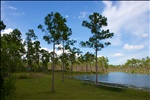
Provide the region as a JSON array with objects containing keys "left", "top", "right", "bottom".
[{"left": 1, "top": 1, "right": 150, "bottom": 65}]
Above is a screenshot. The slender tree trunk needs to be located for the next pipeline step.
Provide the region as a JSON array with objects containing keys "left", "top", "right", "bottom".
[
  {"left": 82, "top": 64, "right": 83, "bottom": 72},
  {"left": 51, "top": 42, "right": 55, "bottom": 92},
  {"left": 102, "top": 61, "right": 106, "bottom": 73},
  {"left": 61, "top": 63, "right": 63, "bottom": 71},
  {"left": 62, "top": 41, "right": 65, "bottom": 82},
  {"left": 71, "top": 63, "right": 73, "bottom": 72},
  {"left": 70, "top": 63, "right": 73, "bottom": 78},
  {"left": 27, "top": 48, "right": 30, "bottom": 71},
  {"left": 90, "top": 61, "right": 92, "bottom": 72},
  {"left": 86, "top": 63, "right": 88, "bottom": 72},
  {"left": 95, "top": 49, "right": 98, "bottom": 83},
  {"left": 76, "top": 64, "right": 78, "bottom": 71}
]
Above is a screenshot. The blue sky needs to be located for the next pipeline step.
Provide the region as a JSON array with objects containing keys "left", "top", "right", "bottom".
[{"left": 1, "top": 1, "right": 150, "bottom": 65}]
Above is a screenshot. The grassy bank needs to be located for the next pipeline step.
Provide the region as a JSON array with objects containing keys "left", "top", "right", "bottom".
[{"left": 6, "top": 72, "right": 150, "bottom": 100}]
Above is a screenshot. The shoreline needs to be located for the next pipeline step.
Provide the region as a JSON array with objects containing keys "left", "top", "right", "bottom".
[{"left": 71, "top": 71, "right": 150, "bottom": 92}]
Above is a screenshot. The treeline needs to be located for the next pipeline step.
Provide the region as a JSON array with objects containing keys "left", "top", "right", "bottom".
[
  {"left": 1, "top": 22, "right": 109, "bottom": 73},
  {"left": 1, "top": 12, "right": 113, "bottom": 75},
  {"left": 1, "top": 23, "right": 149, "bottom": 74},
  {"left": 108, "top": 57, "right": 150, "bottom": 74}
]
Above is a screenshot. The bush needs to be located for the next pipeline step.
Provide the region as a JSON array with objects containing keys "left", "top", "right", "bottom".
[
  {"left": 1, "top": 75, "right": 16, "bottom": 100},
  {"left": 16, "top": 73, "right": 30, "bottom": 79}
]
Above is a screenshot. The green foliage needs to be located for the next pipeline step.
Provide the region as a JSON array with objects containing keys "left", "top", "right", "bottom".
[
  {"left": 80, "top": 12, "right": 114, "bottom": 51},
  {"left": 25, "top": 29, "right": 40, "bottom": 70},
  {"left": 0, "top": 21, "right": 6, "bottom": 31},
  {"left": 107, "top": 56, "right": 150, "bottom": 74},
  {"left": 98, "top": 56, "right": 109, "bottom": 68},
  {"left": 1, "top": 75, "right": 16, "bottom": 100},
  {"left": 38, "top": 12, "right": 65, "bottom": 44},
  {"left": 97, "top": 56, "right": 109, "bottom": 73},
  {"left": 40, "top": 49, "right": 51, "bottom": 72},
  {"left": 124, "top": 57, "right": 150, "bottom": 68},
  {"left": 1, "top": 29, "right": 25, "bottom": 73},
  {"left": 25, "top": 29, "right": 37, "bottom": 41},
  {"left": 0, "top": 22, "right": 26, "bottom": 100},
  {"left": 122, "top": 56, "right": 150, "bottom": 73},
  {"left": 84, "top": 52, "right": 95, "bottom": 64},
  {"left": 69, "top": 47, "right": 82, "bottom": 66},
  {"left": 15, "top": 73, "right": 30, "bottom": 79}
]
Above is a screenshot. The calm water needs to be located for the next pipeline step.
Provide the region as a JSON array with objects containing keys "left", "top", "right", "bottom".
[{"left": 74, "top": 72, "right": 150, "bottom": 90}]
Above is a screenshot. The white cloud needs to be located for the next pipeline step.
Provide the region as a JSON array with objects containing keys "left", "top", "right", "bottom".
[
  {"left": 109, "top": 51, "right": 148, "bottom": 65},
  {"left": 141, "top": 33, "right": 149, "bottom": 37},
  {"left": 98, "top": 55, "right": 103, "bottom": 57},
  {"left": 11, "top": 12, "right": 25, "bottom": 16},
  {"left": 78, "top": 12, "right": 91, "bottom": 20},
  {"left": 55, "top": 44, "right": 63, "bottom": 48},
  {"left": 102, "top": 1, "right": 149, "bottom": 46},
  {"left": 56, "top": 49, "right": 70, "bottom": 56},
  {"left": 41, "top": 47, "right": 52, "bottom": 53},
  {"left": 123, "top": 44, "right": 144, "bottom": 50},
  {"left": 41, "top": 46, "right": 70, "bottom": 56},
  {"left": 112, "top": 53, "right": 123, "bottom": 57},
  {"left": 9, "top": 6, "right": 17, "bottom": 10},
  {"left": 65, "top": 15, "right": 69, "bottom": 18},
  {"left": 1, "top": 2, "right": 24, "bottom": 19},
  {"left": 1, "top": 28, "right": 13, "bottom": 36},
  {"left": 55, "top": 44, "right": 71, "bottom": 55}
]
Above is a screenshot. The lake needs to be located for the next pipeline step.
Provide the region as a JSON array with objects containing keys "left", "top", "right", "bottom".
[{"left": 74, "top": 72, "right": 150, "bottom": 90}]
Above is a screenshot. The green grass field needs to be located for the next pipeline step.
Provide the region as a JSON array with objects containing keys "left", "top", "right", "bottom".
[{"left": 6, "top": 72, "right": 150, "bottom": 100}]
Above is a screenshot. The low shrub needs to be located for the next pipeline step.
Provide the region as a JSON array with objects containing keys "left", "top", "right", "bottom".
[
  {"left": 1, "top": 75, "right": 16, "bottom": 100},
  {"left": 16, "top": 73, "right": 30, "bottom": 79}
]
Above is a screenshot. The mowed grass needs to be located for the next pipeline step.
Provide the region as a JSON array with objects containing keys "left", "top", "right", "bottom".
[{"left": 7, "top": 72, "right": 150, "bottom": 100}]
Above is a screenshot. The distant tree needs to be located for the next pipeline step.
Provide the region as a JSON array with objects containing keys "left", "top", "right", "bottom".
[
  {"left": 0, "top": 21, "right": 6, "bottom": 31},
  {"left": 59, "top": 39, "right": 77, "bottom": 81},
  {"left": 25, "top": 29, "right": 38, "bottom": 71},
  {"left": 80, "top": 12, "right": 114, "bottom": 83},
  {"left": 33, "top": 41, "right": 41, "bottom": 70},
  {"left": 59, "top": 52, "right": 69, "bottom": 71},
  {"left": 38, "top": 12, "right": 66, "bottom": 92},
  {"left": 84, "top": 52, "right": 95, "bottom": 72},
  {"left": 145, "top": 57, "right": 150, "bottom": 72},
  {"left": 125, "top": 58, "right": 140, "bottom": 68},
  {"left": 68, "top": 47, "right": 82, "bottom": 72},
  {"left": 97, "top": 56, "right": 109, "bottom": 73},
  {"left": 40, "top": 49, "right": 50, "bottom": 72},
  {"left": 124, "top": 57, "right": 150, "bottom": 73},
  {"left": 56, "top": 18, "right": 75, "bottom": 81},
  {"left": 53, "top": 53, "right": 59, "bottom": 71},
  {"left": 78, "top": 54, "right": 86, "bottom": 71},
  {"left": 143, "top": 56, "right": 150, "bottom": 68},
  {"left": 61, "top": 27, "right": 71, "bottom": 80}
]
